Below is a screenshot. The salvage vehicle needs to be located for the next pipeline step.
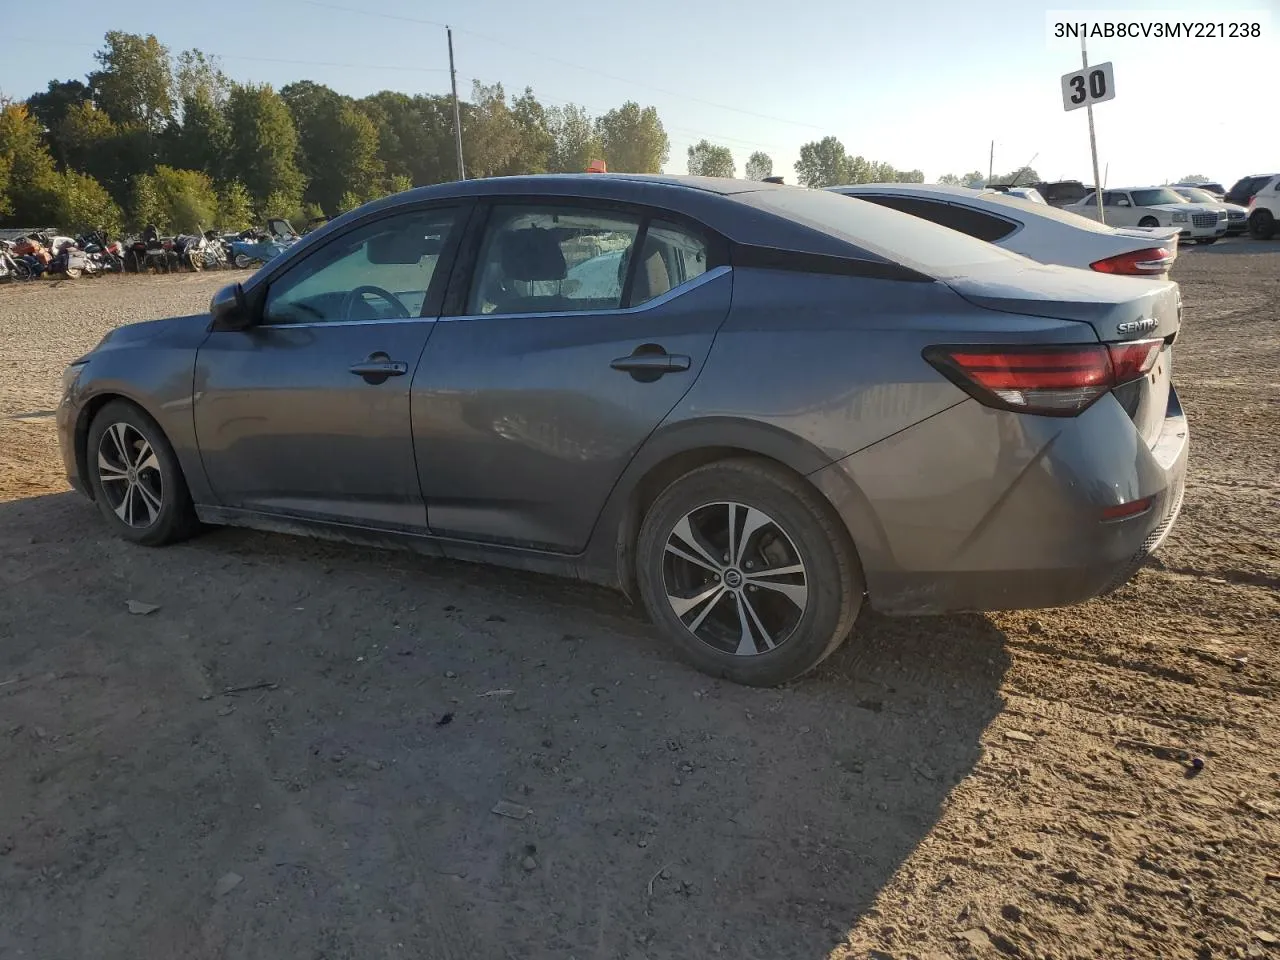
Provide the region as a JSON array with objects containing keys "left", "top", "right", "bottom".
[{"left": 58, "top": 175, "right": 1188, "bottom": 686}]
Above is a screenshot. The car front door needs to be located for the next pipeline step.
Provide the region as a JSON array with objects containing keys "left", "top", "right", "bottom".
[
  {"left": 1104, "top": 191, "right": 1138, "bottom": 226},
  {"left": 411, "top": 200, "right": 731, "bottom": 553},
  {"left": 193, "top": 203, "right": 467, "bottom": 529}
]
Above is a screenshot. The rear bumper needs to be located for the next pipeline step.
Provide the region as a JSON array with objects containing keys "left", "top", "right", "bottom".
[{"left": 810, "top": 388, "right": 1189, "bottom": 615}]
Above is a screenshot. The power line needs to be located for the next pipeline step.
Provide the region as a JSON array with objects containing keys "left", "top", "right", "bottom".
[{"left": 295, "top": 0, "right": 829, "bottom": 132}]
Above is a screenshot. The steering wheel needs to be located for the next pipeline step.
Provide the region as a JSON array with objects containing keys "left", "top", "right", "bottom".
[{"left": 341, "top": 284, "right": 410, "bottom": 320}]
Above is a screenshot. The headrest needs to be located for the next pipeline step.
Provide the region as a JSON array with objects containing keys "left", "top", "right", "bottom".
[{"left": 500, "top": 227, "right": 566, "bottom": 282}]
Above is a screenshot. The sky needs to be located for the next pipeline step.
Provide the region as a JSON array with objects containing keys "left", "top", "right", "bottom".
[{"left": 2, "top": 0, "right": 1277, "bottom": 188}]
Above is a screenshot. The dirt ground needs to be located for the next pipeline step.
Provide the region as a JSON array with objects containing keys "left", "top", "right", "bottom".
[{"left": 1, "top": 247, "right": 1277, "bottom": 960}]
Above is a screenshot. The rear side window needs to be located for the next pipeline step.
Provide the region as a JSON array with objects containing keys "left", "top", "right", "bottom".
[
  {"left": 858, "top": 196, "right": 1018, "bottom": 242},
  {"left": 746, "top": 188, "right": 1022, "bottom": 276}
]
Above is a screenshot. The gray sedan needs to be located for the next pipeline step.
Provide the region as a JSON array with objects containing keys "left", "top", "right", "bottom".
[{"left": 57, "top": 175, "right": 1189, "bottom": 686}]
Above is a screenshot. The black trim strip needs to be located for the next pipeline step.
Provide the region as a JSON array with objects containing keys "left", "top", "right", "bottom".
[{"left": 730, "top": 243, "right": 935, "bottom": 283}]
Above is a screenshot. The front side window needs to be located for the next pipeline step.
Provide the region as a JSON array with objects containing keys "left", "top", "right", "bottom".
[
  {"left": 1131, "top": 188, "right": 1185, "bottom": 207},
  {"left": 264, "top": 207, "right": 458, "bottom": 325}
]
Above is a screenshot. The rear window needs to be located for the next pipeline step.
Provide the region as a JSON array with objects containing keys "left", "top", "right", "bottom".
[
  {"left": 740, "top": 187, "right": 1023, "bottom": 276},
  {"left": 984, "top": 192, "right": 1121, "bottom": 234}
]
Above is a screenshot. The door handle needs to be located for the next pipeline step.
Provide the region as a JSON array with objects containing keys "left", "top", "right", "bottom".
[
  {"left": 610, "top": 352, "right": 691, "bottom": 376},
  {"left": 349, "top": 360, "right": 408, "bottom": 377},
  {"left": 349, "top": 353, "right": 408, "bottom": 385}
]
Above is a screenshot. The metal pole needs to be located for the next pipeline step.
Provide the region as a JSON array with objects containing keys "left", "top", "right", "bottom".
[
  {"left": 448, "top": 27, "right": 466, "bottom": 181},
  {"left": 988, "top": 140, "right": 994, "bottom": 184},
  {"left": 1082, "top": 35, "right": 1104, "bottom": 224}
]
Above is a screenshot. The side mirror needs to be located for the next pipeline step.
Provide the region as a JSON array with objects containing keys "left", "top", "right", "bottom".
[
  {"left": 210, "top": 282, "right": 252, "bottom": 330},
  {"left": 1117, "top": 199, "right": 1131, "bottom": 207}
]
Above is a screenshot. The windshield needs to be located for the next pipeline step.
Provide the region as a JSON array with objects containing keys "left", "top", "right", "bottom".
[
  {"left": 1174, "top": 187, "right": 1217, "bottom": 204},
  {"left": 741, "top": 187, "right": 1023, "bottom": 276},
  {"left": 1132, "top": 188, "right": 1186, "bottom": 207}
]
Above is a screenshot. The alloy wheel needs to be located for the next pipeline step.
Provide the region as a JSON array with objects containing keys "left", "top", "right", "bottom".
[
  {"left": 96, "top": 422, "right": 164, "bottom": 528},
  {"left": 662, "top": 501, "right": 808, "bottom": 657}
]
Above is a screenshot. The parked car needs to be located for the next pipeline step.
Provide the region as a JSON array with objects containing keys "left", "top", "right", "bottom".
[
  {"left": 1223, "top": 173, "right": 1278, "bottom": 209},
  {"left": 57, "top": 175, "right": 1188, "bottom": 687},
  {"left": 1246, "top": 174, "right": 1280, "bottom": 240},
  {"left": 1030, "top": 180, "right": 1092, "bottom": 207},
  {"left": 828, "top": 183, "right": 1180, "bottom": 277},
  {"left": 1169, "top": 185, "right": 1248, "bottom": 236},
  {"left": 1064, "top": 187, "right": 1228, "bottom": 244},
  {"left": 1172, "top": 181, "right": 1225, "bottom": 200}
]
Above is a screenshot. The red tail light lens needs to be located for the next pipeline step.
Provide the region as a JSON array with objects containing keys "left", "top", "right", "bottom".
[
  {"left": 923, "top": 340, "right": 1163, "bottom": 416},
  {"left": 1090, "top": 247, "right": 1175, "bottom": 276}
]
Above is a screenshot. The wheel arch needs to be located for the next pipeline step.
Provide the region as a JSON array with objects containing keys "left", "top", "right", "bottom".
[
  {"left": 74, "top": 390, "right": 167, "bottom": 502},
  {"left": 581, "top": 417, "right": 864, "bottom": 601}
]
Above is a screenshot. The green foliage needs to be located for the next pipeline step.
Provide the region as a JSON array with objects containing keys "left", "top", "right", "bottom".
[
  {"left": 51, "top": 169, "right": 123, "bottom": 234},
  {"left": 794, "top": 137, "right": 924, "bottom": 187},
  {"left": 938, "top": 170, "right": 986, "bottom": 187},
  {"left": 687, "top": 139, "right": 735, "bottom": 178},
  {"left": 225, "top": 83, "right": 305, "bottom": 211},
  {"left": 1178, "top": 174, "right": 1210, "bottom": 184},
  {"left": 215, "top": 180, "right": 254, "bottom": 231},
  {"left": 745, "top": 151, "right": 772, "bottom": 181},
  {"left": 596, "top": 102, "right": 669, "bottom": 174},
  {"left": 547, "top": 104, "right": 602, "bottom": 174},
  {"left": 0, "top": 102, "right": 61, "bottom": 222},
  {"left": 132, "top": 165, "right": 217, "bottom": 233},
  {"left": 89, "top": 31, "right": 173, "bottom": 132},
  {"left": 283, "top": 82, "right": 382, "bottom": 214}
]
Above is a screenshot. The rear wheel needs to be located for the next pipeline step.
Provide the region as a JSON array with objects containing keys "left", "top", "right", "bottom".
[
  {"left": 635, "top": 458, "right": 863, "bottom": 687},
  {"left": 1138, "top": 216, "right": 1160, "bottom": 228},
  {"left": 234, "top": 253, "right": 252, "bottom": 269},
  {"left": 86, "top": 401, "right": 200, "bottom": 547},
  {"left": 1249, "top": 209, "right": 1276, "bottom": 240}
]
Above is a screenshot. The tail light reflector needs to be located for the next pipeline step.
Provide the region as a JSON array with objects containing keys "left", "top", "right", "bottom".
[
  {"left": 923, "top": 339, "right": 1162, "bottom": 417},
  {"left": 1090, "top": 247, "right": 1175, "bottom": 276}
]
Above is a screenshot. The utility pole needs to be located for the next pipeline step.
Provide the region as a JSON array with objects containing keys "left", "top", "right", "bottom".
[
  {"left": 448, "top": 27, "right": 465, "bottom": 181},
  {"left": 1081, "top": 35, "right": 1104, "bottom": 224},
  {"left": 988, "top": 140, "right": 994, "bottom": 185}
]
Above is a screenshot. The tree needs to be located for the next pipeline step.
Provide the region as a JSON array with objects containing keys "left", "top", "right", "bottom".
[
  {"left": 168, "top": 88, "right": 230, "bottom": 177},
  {"left": 174, "top": 49, "right": 229, "bottom": 106},
  {"left": 359, "top": 91, "right": 457, "bottom": 186},
  {"left": 687, "top": 139, "right": 735, "bottom": 178},
  {"left": 215, "top": 180, "right": 254, "bottom": 230},
  {"left": 547, "top": 103, "right": 601, "bottom": 173},
  {"left": 894, "top": 169, "right": 925, "bottom": 183},
  {"left": 89, "top": 31, "right": 173, "bottom": 133},
  {"left": 131, "top": 165, "right": 217, "bottom": 232},
  {"left": 938, "top": 170, "right": 985, "bottom": 187},
  {"left": 51, "top": 169, "right": 122, "bottom": 234},
  {"left": 745, "top": 151, "right": 772, "bottom": 181},
  {"left": 0, "top": 102, "right": 61, "bottom": 224},
  {"left": 794, "top": 136, "right": 850, "bottom": 188},
  {"left": 508, "top": 87, "right": 553, "bottom": 175},
  {"left": 1178, "top": 174, "right": 1210, "bottom": 184},
  {"left": 992, "top": 166, "right": 1039, "bottom": 186},
  {"left": 596, "top": 101, "right": 668, "bottom": 173},
  {"left": 26, "top": 79, "right": 92, "bottom": 165},
  {"left": 224, "top": 83, "right": 305, "bottom": 212},
  {"left": 283, "top": 81, "right": 382, "bottom": 214}
]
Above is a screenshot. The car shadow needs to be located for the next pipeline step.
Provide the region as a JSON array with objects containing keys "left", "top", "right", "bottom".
[
  {"left": 0, "top": 491, "right": 1010, "bottom": 960},
  {"left": 1182, "top": 238, "right": 1275, "bottom": 255}
]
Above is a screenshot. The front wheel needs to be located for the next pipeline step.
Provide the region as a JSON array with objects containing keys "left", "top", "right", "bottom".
[
  {"left": 635, "top": 458, "right": 863, "bottom": 687},
  {"left": 86, "top": 401, "right": 201, "bottom": 547},
  {"left": 1138, "top": 216, "right": 1160, "bottom": 228},
  {"left": 1250, "top": 209, "right": 1276, "bottom": 240},
  {"left": 234, "top": 253, "right": 252, "bottom": 269}
]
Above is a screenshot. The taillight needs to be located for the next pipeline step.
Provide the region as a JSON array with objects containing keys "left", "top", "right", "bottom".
[
  {"left": 1090, "top": 247, "right": 1175, "bottom": 276},
  {"left": 923, "top": 339, "right": 1163, "bottom": 417}
]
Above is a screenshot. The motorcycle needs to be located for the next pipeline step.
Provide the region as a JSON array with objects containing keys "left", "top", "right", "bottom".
[
  {"left": 0, "top": 240, "right": 34, "bottom": 282},
  {"left": 228, "top": 233, "right": 293, "bottom": 269},
  {"left": 78, "top": 230, "right": 125, "bottom": 273}
]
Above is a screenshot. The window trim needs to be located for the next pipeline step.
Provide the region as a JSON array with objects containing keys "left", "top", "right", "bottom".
[
  {"left": 249, "top": 199, "right": 475, "bottom": 328},
  {"left": 852, "top": 193, "right": 1022, "bottom": 246},
  {"left": 440, "top": 196, "right": 728, "bottom": 321}
]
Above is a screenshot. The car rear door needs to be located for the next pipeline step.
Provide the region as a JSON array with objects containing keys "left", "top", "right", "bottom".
[
  {"left": 410, "top": 199, "right": 732, "bottom": 553},
  {"left": 193, "top": 203, "right": 467, "bottom": 530}
]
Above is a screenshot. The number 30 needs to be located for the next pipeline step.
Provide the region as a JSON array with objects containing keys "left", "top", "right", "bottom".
[{"left": 1069, "top": 70, "right": 1107, "bottom": 104}]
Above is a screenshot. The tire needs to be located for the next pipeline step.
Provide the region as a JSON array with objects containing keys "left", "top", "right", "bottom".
[
  {"left": 1249, "top": 209, "right": 1275, "bottom": 240},
  {"left": 86, "top": 400, "right": 201, "bottom": 547},
  {"left": 234, "top": 254, "right": 251, "bottom": 269},
  {"left": 634, "top": 457, "right": 864, "bottom": 687},
  {"left": 1138, "top": 216, "right": 1160, "bottom": 228}
]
